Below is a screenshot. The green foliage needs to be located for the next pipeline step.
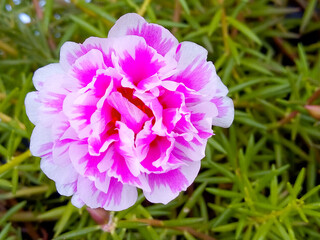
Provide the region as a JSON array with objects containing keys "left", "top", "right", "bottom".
[{"left": 0, "top": 0, "right": 319, "bottom": 239}]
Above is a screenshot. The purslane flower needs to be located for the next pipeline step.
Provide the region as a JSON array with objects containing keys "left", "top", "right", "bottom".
[{"left": 25, "top": 13, "right": 234, "bottom": 211}]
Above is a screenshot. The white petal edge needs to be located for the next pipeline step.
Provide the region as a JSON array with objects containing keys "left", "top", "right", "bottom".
[
  {"left": 25, "top": 92, "right": 41, "bottom": 125},
  {"left": 175, "top": 41, "right": 228, "bottom": 98},
  {"left": 212, "top": 96, "right": 234, "bottom": 128},
  {"left": 40, "top": 156, "right": 78, "bottom": 184},
  {"left": 33, "top": 63, "right": 64, "bottom": 91},
  {"left": 103, "top": 183, "right": 138, "bottom": 211},
  {"left": 30, "top": 124, "right": 53, "bottom": 157},
  {"left": 76, "top": 176, "right": 138, "bottom": 211},
  {"left": 59, "top": 41, "right": 86, "bottom": 71},
  {"left": 71, "top": 193, "right": 85, "bottom": 208},
  {"left": 144, "top": 161, "right": 201, "bottom": 204},
  {"left": 108, "top": 13, "right": 147, "bottom": 38}
]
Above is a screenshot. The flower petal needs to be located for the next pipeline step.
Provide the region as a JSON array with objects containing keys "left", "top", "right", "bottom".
[
  {"left": 171, "top": 42, "right": 228, "bottom": 98},
  {"left": 211, "top": 96, "right": 234, "bottom": 128},
  {"left": 107, "top": 146, "right": 150, "bottom": 191},
  {"left": 173, "top": 136, "right": 207, "bottom": 162},
  {"left": 107, "top": 92, "right": 148, "bottom": 133},
  {"left": 115, "top": 121, "right": 140, "bottom": 176},
  {"left": 33, "top": 63, "right": 65, "bottom": 91},
  {"left": 40, "top": 155, "right": 78, "bottom": 196},
  {"left": 82, "top": 37, "right": 116, "bottom": 67},
  {"left": 144, "top": 161, "right": 200, "bottom": 204},
  {"left": 30, "top": 124, "right": 53, "bottom": 157},
  {"left": 113, "top": 36, "right": 166, "bottom": 87},
  {"left": 40, "top": 155, "right": 78, "bottom": 184},
  {"left": 93, "top": 171, "right": 111, "bottom": 193},
  {"left": 51, "top": 114, "right": 78, "bottom": 141},
  {"left": 63, "top": 91, "right": 98, "bottom": 139},
  {"left": 52, "top": 140, "right": 73, "bottom": 166},
  {"left": 25, "top": 92, "right": 41, "bottom": 125},
  {"left": 60, "top": 41, "right": 87, "bottom": 71},
  {"left": 56, "top": 182, "right": 77, "bottom": 196},
  {"left": 29, "top": 64, "right": 68, "bottom": 126},
  {"left": 108, "top": 13, "right": 178, "bottom": 56},
  {"left": 69, "top": 142, "right": 106, "bottom": 176},
  {"left": 77, "top": 175, "right": 137, "bottom": 211},
  {"left": 140, "top": 136, "right": 175, "bottom": 173},
  {"left": 70, "top": 49, "right": 107, "bottom": 88},
  {"left": 71, "top": 194, "right": 85, "bottom": 208}
]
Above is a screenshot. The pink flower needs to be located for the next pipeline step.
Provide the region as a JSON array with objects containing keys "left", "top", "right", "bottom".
[{"left": 25, "top": 13, "right": 234, "bottom": 211}]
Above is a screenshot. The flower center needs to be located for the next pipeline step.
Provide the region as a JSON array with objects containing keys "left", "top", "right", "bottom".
[
  {"left": 117, "top": 87, "right": 153, "bottom": 117},
  {"left": 107, "top": 108, "right": 121, "bottom": 135}
]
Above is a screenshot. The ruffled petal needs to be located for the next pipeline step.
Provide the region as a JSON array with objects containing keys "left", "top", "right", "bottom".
[
  {"left": 188, "top": 101, "right": 217, "bottom": 139},
  {"left": 71, "top": 194, "right": 85, "bottom": 208},
  {"left": 88, "top": 76, "right": 118, "bottom": 155},
  {"left": 69, "top": 49, "right": 107, "bottom": 88},
  {"left": 40, "top": 155, "right": 78, "bottom": 196},
  {"left": 108, "top": 13, "right": 178, "bottom": 56},
  {"left": 107, "top": 146, "right": 150, "bottom": 191},
  {"left": 51, "top": 114, "right": 78, "bottom": 141},
  {"left": 77, "top": 175, "right": 137, "bottom": 211},
  {"left": 69, "top": 142, "right": 107, "bottom": 176},
  {"left": 24, "top": 92, "right": 41, "bottom": 125},
  {"left": 112, "top": 36, "right": 166, "bottom": 88},
  {"left": 211, "top": 96, "right": 234, "bottom": 128},
  {"left": 93, "top": 171, "right": 111, "bottom": 193},
  {"left": 40, "top": 155, "right": 78, "bottom": 184},
  {"left": 108, "top": 92, "right": 148, "bottom": 133},
  {"left": 173, "top": 136, "right": 207, "bottom": 162},
  {"left": 63, "top": 91, "right": 98, "bottom": 139},
  {"left": 82, "top": 37, "right": 116, "bottom": 67},
  {"left": 30, "top": 124, "right": 53, "bottom": 157},
  {"left": 56, "top": 182, "right": 77, "bottom": 196},
  {"left": 171, "top": 42, "right": 228, "bottom": 98},
  {"left": 162, "top": 108, "right": 181, "bottom": 133},
  {"left": 140, "top": 135, "right": 175, "bottom": 173},
  {"left": 115, "top": 121, "right": 140, "bottom": 176},
  {"left": 32, "top": 63, "right": 65, "bottom": 91},
  {"left": 52, "top": 140, "right": 73, "bottom": 166},
  {"left": 144, "top": 161, "right": 200, "bottom": 204},
  {"left": 29, "top": 64, "right": 69, "bottom": 126},
  {"left": 60, "top": 41, "right": 87, "bottom": 71}
]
